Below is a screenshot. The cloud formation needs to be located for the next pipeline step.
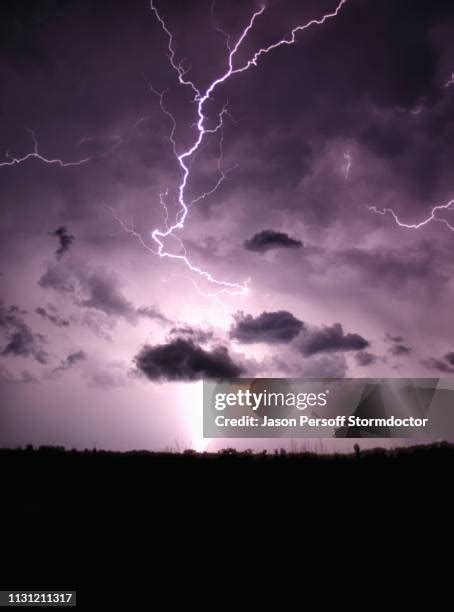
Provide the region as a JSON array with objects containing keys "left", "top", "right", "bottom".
[
  {"left": 137, "top": 305, "right": 172, "bottom": 325},
  {"left": 53, "top": 226, "right": 75, "bottom": 260},
  {"left": 168, "top": 326, "right": 213, "bottom": 344},
  {"left": 39, "top": 261, "right": 137, "bottom": 322},
  {"left": 230, "top": 310, "right": 304, "bottom": 344},
  {"left": 422, "top": 352, "right": 454, "bottom": 373},
  {"left": 39, "top": 261, "right": 173, "bottom": 328},
  {"left": 339, "top": 243, "right": 449, "bottom": 291},
  {"left": 389, "top": 343, "right": 412, "bottom": 357},
  {"left": 36, "top": 306, "right": 70, "bottom": 328},
  {"left": 300, "top": 323, "right": 369, "bottom": 356},
  {"left": 134, "top": 338, "right": 243, "bottom": 381},
  {"left": 52, "top": 350, "right": 87, "bottom": 374},
  {"left": 244, "top": 230, "right": 303, "bottom": 253},
  {"left": 355, "top": 351, "right": 378, "bottom": 367},
  {"left": 385, "top": 333, "right": 412, "bottom": 357},
  {"left": 0, "top": 305, "right": 48, "bottom": 364}
]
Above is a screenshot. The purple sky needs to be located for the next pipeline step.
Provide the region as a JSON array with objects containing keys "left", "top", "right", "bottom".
[{"left": 1, "top": 0, "right": 454, "bottom": 451}]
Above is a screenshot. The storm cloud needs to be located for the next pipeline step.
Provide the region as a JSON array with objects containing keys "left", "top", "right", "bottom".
[
  {"left": 39, "top": 261, "right": 137, "bottom": 322},
  {"left": 1, "top": 0, "right": 454, "bottom": 451},
  {"left": 53, "top": 226, "right": 75, "bottom": 260},
  {"left": 389, "top": 343, "right": 412, "bottom": 357},
  {"left": 300, "top": 323, "right": 369, "bottom": 356},
  {"left": 422, "top": 352, "right": 454, "bottom": 373},
  {"left": 0, "top": 305, "right": 48, "bottom": 364},
  {"left": 355, "top": 351, "right": 378, "bottom": 367},
  {"left": 385, "top": 333, "right": 412, "bottom": 357},
  {"left": 168, "top": 326, "right": 214, "bottom": 344},
  {"left": 244, "top": 230, "right": 303, "bottom": 253},
  {"left": 230, "top": 311, "right": 304, "bottom": 344},
  {"left": 134, "top": 338, "right": 243, "bottom": 381},
  {"left": 339, "top": 242, "right": 449, "bottom": 291}
]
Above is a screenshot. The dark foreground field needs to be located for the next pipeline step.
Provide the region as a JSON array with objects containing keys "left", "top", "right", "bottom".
[{"left": 1, "top": 443, "right": 453, "bottom": 597}]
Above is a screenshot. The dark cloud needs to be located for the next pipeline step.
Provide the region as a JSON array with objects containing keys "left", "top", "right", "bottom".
[
  {"left": 137, "top": 305, "right": 172, "bottom": 325},
  {"left": 39, "top": 261, "right": 137, "bottom": 322},
  {"left": 385, "top": 333, "right": 412, "bottom": 357},
  {"left": 230, "top": 311, "right": 304, "bottom": 344},
  {"left": 53, "top": 226, "right": 75, "bottom": 260},
  {"left": 389, "top": 343, "right": 412, "bottom": 357},
  {"left": 77, "top": 271, "right": 134, "bottom": 319},
  {"left": 168, "top": 326, "right": 213, "bottom": 344},
  {"left": 422, "top": 352, "right": 454, "bottom": 373},
  {"left": 39, "top": 265, "right": 76, "bottom": 295},
  {"left": 40, "top": 262, "right": 173, "bottom": 327},
  {"left": 355, "top": 351, "right": 378, "bottom": 367},
  {"left": 244, "top": 230, "right": 303, "bottom": 253},
  {"left": 134, "top": 338, "right": 243, "bottom": 381},
  {"left": 36, "top": 306, "right": 70, "bottom": 328},
  {"left": 0, "top": 304, "right": 48, "bottom": 364},
  {"left": 446, "top": 353, "right": 454, "bottom": 365},
  {"left": 52, "top": 350, "right": 87, "bottom": 374},
  {"left": 300, "top": 323, "right": 369, "bottom": 356}
]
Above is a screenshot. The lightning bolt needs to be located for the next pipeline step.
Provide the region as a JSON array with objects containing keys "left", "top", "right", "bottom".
[
  {"left": 0, "top": 129, "right": 121, "bottom": 168},
  {"left": 1, "top": 2, "right": 349, "bottom": 296},
  {"left": 368, "top": 73, "right": 454, "bottom": 232},
  {"left": 123, "top": 0, "right": 348, "bottom": 295},
  {"left": 444, "top": 73, "right": 454, "bottom": 88},
  {"left": 368, "top": 199, "right": 454, "bottom": 232},
  {"left": 343, "top": 151, "right": 352, "bottom": 180}
]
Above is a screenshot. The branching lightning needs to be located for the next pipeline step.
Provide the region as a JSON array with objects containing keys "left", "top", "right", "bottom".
[
  {"left": 368, "top": 199, "right": 454, "bottom": 232},
  {"left": 116, "top": 0, "right": 349, "bottom": 295},
  {"left": 368, "top": 70, "right": 454, "bottom": 233},
  {"left": 0, "top": 129, "right": 121, "bottom": 168},
  {"left": 0, "top": 1, "right": 350, "bottom": 296}
]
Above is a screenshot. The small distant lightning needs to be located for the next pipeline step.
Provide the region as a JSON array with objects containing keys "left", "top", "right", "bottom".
[
  {"left": 343, "top": 151, "right": 352, "bottom": 180},
  {"left": 410, "top": 105, "right": 423, "bottom": 115},
  {"left": 210, "top": 1, "right": 232, "bottom": 52},
  {"left": 0, "top": 129, "right": 121, "bottom": 168},
  {"left": 368, "top": 199, "right": 454, "bottom": 232},
  {"left": 444, "top": 73, "right": 454, "bottom": 88},
  {"left": 129, "top": 0, "right": 349, "bottom": 295}
]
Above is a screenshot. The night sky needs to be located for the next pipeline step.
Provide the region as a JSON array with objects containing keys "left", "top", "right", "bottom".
[{"left": 1, "top": 0, "right": 454, "bottom": 451}]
